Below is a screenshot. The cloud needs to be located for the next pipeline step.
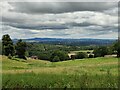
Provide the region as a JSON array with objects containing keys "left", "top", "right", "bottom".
[
  {"left": 3, "top": 22, "right": 68, "bottom": 30},
  {"left": 66, "top": 22, "right": 95, "bottom": 27},
  {"left": 9, "top": 2, "right": 117, "bottom": 14},
  {"left": 0, "top": 2, "right": 118, "bottom": 39},
  {"left": 103, "top": 7, "right": 118, "bottom": 16},
  {"left": 1, "top": 24, "right": 38, "bottom": 38},
  {"left": 2, "top": 11, "right": 117, "bottom": 30}
]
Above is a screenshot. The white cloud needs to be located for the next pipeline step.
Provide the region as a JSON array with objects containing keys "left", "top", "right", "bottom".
[{"left": 0, "top": 2, "right": 118, "bottom": 39}]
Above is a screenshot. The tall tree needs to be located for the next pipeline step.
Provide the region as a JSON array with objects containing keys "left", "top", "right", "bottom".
[
  {"left": 2, "top": 34, "right": 14, "bottom": 56},
  {"left": 113, "top": 40, "right": 120, "bottom": 57},
  {"left": 0, "top": 42, "right": 2, "bottom": 55},
  {"left": 93, "top": 46, "right": 108, "bottom": 57},
  {"left": 15, "top": 39, "right": 27, "bottom": 59}
]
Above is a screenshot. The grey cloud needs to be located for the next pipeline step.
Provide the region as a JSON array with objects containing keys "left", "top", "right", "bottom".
[
  {"left": 51, "top": 33, "right": 70, "bottom": 36},
  {"left": 88, "top": 31, "right": 111, "bottom": 36},
  {"left": 103, "top": 7, "right": 118, "bottom": 16},
  {"left": 66, "top": 21, "right": 118, "bottom": 33},
  {"left": 84, "top": 25, "right": 118, "bottom": 33},
  {"left": 9, "top": 2, "right": 117, "bottom": 14},
  {"left": 2, "top": 16, "right": 26, "bottom": 24},
  {"left": 102, "top": 26, "right": 118, "bottom": 32},
  {"left": 3, "top": 22, "right": 68, "bottom": 30},
  {"left": 66, "top": 22, "right": 95, "bottom": 27}
]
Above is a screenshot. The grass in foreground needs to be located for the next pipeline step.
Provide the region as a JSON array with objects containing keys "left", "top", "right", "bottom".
[
  {"left": 1, "top": 55, "right": 119, "bottom": 88},
  {"left": 2, "top": 72, "right": 118, "bottom": 88}
]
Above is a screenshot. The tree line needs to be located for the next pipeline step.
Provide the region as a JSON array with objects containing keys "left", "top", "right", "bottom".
[{"left": 1, "top": 34, "right": 120, "bottom": 62}]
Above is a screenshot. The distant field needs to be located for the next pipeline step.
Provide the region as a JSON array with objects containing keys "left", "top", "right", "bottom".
[
  {"left": 69, "top": 50, "right": 93, "bottom": 54},
  {"left": 71, "top": 50, "right": 93, "bottom": 53},
  {"left": 68, "top": 50, "right": 93, "bottom": 57},
  {"left": 1, "top": 55, "right": 118, "bottom": 88}
]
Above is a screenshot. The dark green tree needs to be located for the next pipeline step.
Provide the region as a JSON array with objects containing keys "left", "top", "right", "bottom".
[
  {"left": 15, "top": 39, "right": 27, "bottom": 59},
  {"left": 93, "top": 46, "right": 108, "bottom": 57},
  {"left": 76, "top": 52, "right": 88, "bottom": 59},
  {"left": 113, "top": 40, "right": 120, "bottom": 57},
  {"left": 0, "top": 42, "right": 2, "bottom": 55},
  {"left": 50, "top": 50, "right": 69, "bottom": 62},
  {"left": 2, "top": 34, "right": 14, "bottom": 56},
  {"left": 52, "top": 56, "right": 60, "bottom": 62}
]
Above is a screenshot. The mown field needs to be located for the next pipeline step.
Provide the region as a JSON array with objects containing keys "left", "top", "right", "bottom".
[{"left": 1, "top": 55, "right": 119, "bottom": 88}]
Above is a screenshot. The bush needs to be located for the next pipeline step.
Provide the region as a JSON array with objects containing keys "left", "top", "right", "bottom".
[
  {"left": 76, "top": 52, "right": 87, "bottom": 59},
  {"left": 50, "top": 50, "right": 69, "bottom": 62},
  {"left": 52, "top": 56, "right": 60, "bottom": 62},
  {"left": 113, "top": 41, "right": 120, "bottom": 57},
  {"left": 93, "top": 46, "right": 108, "bottom": 57},
  {"left": 38, "top": 53, "right": 51, "bottom": 61}
]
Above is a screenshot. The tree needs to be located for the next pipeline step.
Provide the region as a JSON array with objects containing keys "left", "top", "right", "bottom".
[
  {"left": 0, "top": 42, "right": 2, "bottom": 55},
  {"left": 15, "top": 39, "right": 27, "bottom": 59},
  {"left": 113, "top": 41, "right": 120, "bottom": 57},
  {"left": 76, "top": 52, "right": 87, "bottom": 59},
  {"left": 93, "top": 46, "right": 108, "bottom": 57},
  {"left": 37, "top": 53, "right": 51, "bottom": 61},
  {"left": 50, "top": 50, "right": 69, "bottom": 62},
  {"left": 107, "top": 46, "right": 114, "bottom": 55},
  {"left": 2, "top": 34, "right": 14, "bottom": 56},
  {"left": 52, "top": 56, "right": 60, "bottom": 62}
]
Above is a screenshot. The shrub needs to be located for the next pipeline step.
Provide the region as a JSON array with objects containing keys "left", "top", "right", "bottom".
[
  {"left": 93, "top": 46, "right": 108, "bottom": 57},
  {"left": 52, "top": 56, "right": 60, "bottom": 62},
  {"left": 113, "top": 41, "right": 120, "bottom": 57},
  {"left": 76, "top": 52, "right": 87, "bottom": 59},
  {"left": 50, "top": 50, "right": 69, "bottom": 62},
  {"left": 38, "top": 53, "right": 51, "bottom": 61}
]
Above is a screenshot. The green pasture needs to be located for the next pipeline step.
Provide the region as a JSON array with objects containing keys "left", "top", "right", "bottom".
[{"left": 1, "top": 55, "right": 119, "bottom": 88}]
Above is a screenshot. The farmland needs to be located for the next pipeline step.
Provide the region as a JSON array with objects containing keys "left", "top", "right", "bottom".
[{"left": 1, "top": 55, "right": 118, "bottom": 88}]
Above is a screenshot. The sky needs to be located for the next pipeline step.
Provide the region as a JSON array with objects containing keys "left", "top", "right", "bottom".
[{"left": 0, "top": 1, "right": 118, "bottom": 39}]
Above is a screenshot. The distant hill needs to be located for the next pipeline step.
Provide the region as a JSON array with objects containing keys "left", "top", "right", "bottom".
[{"left": 13, "top": 38, "right": 117, "bottom": 46}]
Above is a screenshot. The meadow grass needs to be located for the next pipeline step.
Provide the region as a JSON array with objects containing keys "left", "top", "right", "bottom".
[
  {"left": 1, "top": 55, "right": 119, "bottom": 88},
  {"left": 2, "top": 72, "right": 118, "bottom": 88}
]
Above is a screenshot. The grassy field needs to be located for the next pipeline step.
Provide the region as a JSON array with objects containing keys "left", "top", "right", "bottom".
[
  {"left": 68, "top": 50, "right": 93, "bottom": 57},
  {"left": 70, "top": 50, "right": 93, "bottom": 53},
  {"left": 1, "top": 55, "right": 118, "bottom": 88}
]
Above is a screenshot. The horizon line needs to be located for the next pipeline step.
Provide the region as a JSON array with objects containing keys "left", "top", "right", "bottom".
[{"left": 11, "top": 37, "right": 118, "bottom": 40}]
